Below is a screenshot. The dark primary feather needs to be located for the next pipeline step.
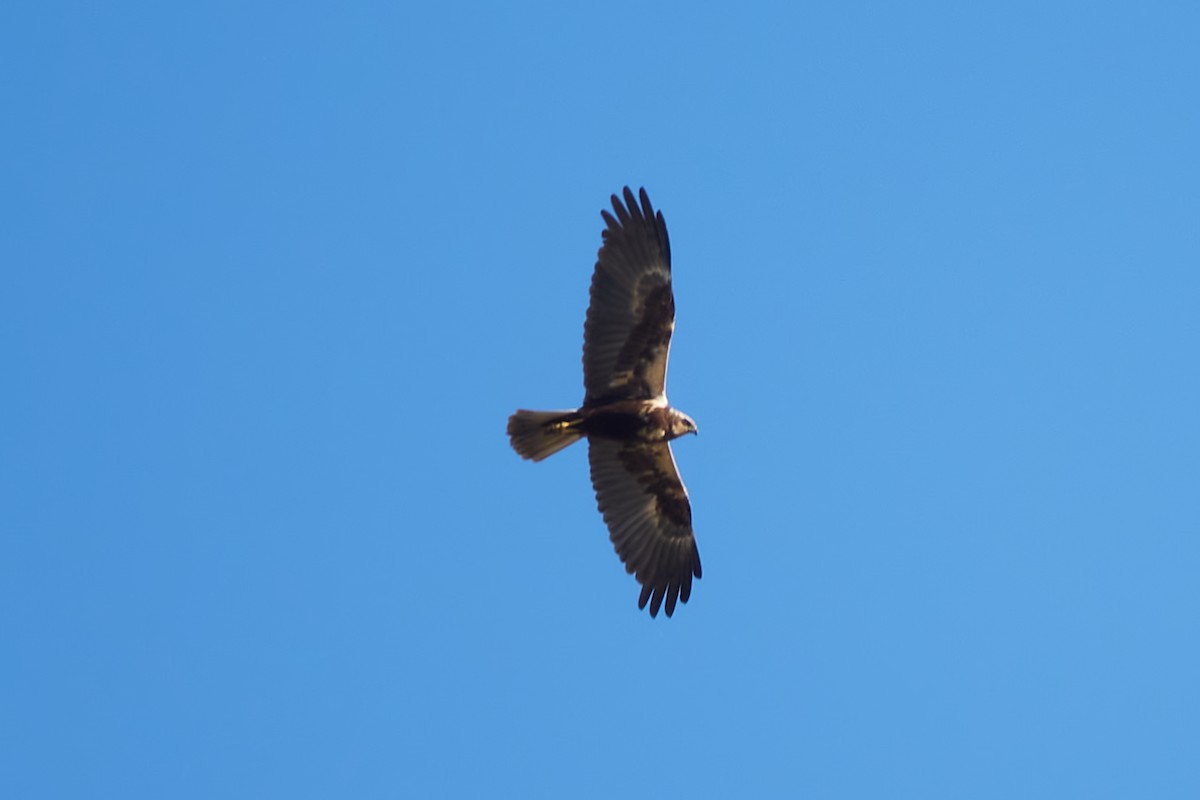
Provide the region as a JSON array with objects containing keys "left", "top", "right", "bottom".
[
  {"left": 587, "top": 438, "right": 701, "bottom": 618},
  {"left": 582, "top": 187, "right": 675, "bottom": 405}
]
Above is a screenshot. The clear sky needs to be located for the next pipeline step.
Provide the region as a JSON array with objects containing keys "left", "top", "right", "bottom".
[{"left": 3, "top": 2, "right": 1198, "bottom": 798}]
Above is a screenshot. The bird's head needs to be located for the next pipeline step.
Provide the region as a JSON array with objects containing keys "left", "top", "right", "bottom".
[{"left": 670, "top": 411, "right": 699, "bottom": 438}]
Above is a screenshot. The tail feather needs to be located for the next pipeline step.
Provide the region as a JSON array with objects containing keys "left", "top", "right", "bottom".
[{"left": 507, "top": 409, "right": 584, "bottom": 461}]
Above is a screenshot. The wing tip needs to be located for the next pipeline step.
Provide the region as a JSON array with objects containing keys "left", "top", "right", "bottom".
[
  {"left": 608, "top": 185, "right": 657, "bottom": 225},
  {"left": 636, "top": 569, "right": 696, "bottom": 619}
]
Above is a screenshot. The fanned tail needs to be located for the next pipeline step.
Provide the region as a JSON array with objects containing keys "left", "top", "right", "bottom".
[{"left": 507, "top": 409, "right": 584, "bottom": 462}]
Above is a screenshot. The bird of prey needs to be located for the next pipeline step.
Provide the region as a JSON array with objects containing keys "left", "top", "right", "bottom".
[{"left": 507, "top": 187, "right": 701, "bottom": 618}]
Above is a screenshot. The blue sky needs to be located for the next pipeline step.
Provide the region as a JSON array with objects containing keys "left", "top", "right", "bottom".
[{"left": 3, "top": 2, "right": 1198, "bottom": 797}]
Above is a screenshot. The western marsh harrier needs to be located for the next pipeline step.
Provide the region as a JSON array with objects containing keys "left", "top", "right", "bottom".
[{"left": 507, "top": 187, "right": 701, "bottom": 617}]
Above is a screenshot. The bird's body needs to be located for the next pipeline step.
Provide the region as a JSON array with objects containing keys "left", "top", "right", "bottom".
[
  {"left": 507, "top": 187, "right": 701, "bottom": 618},
  {"left": 583, "top": 400, "right": 692, "bottom": 443}
]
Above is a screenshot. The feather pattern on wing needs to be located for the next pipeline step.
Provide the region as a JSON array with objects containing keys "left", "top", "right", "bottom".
[
  {"left": 587, "top": 437, "right": 701, "bottom": 617},
  {"left": 582, "top": 187, "right": 674, "bottom": 405}
]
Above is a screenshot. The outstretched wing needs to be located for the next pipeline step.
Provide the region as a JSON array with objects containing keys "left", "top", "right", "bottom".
[
  {"left": 582, "top": 187, "right": 674, "bottom": 405},
  {"left": 588, "top": 438, "right": 702, "bottom": 617}
]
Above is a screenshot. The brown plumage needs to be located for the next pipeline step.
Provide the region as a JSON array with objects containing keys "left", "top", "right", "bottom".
[{"left": 507, "top": 187, "right": 701, "bottom": 618}]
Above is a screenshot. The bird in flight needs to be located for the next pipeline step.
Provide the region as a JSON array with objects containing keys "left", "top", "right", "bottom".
[{"left": 507, "top": 187, "right": 701, "bottom": 618}]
